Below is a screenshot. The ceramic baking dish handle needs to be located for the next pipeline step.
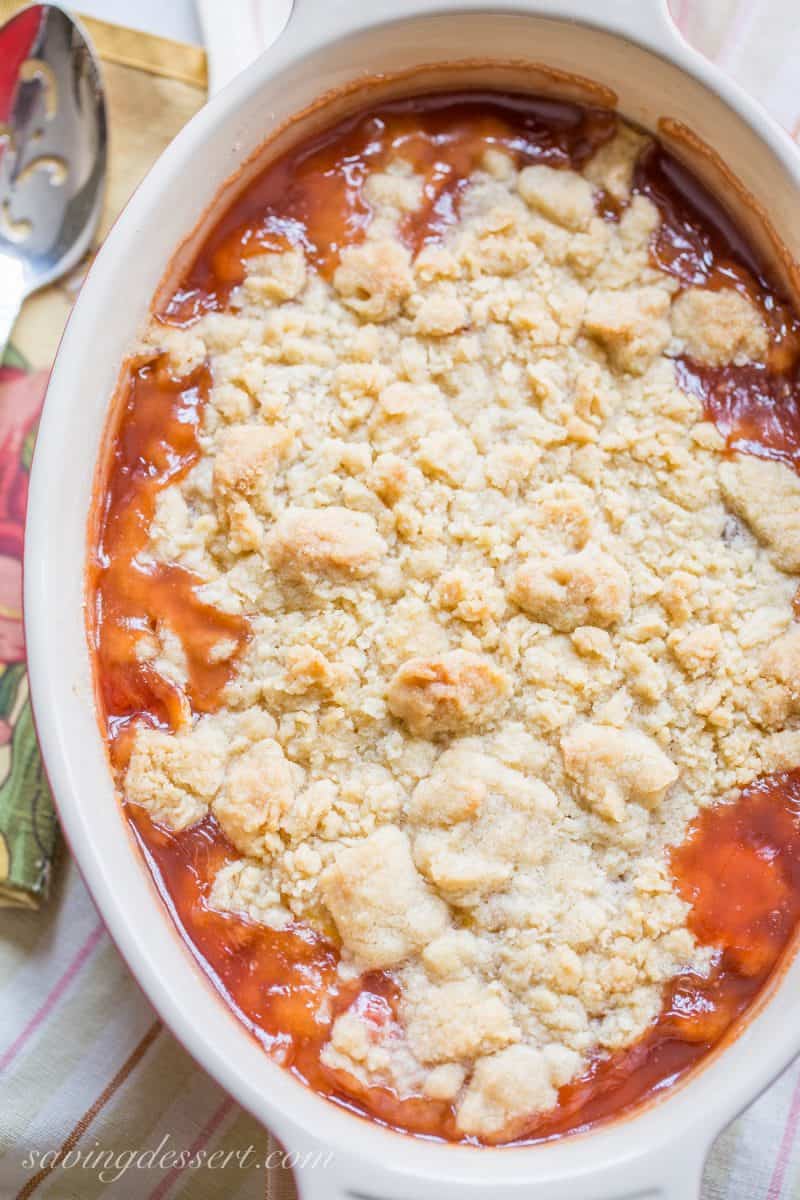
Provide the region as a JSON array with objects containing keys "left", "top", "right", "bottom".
[
  {"left": 294, "top": 1172, "right": 707, "bottom": 1199},
  {"left": 514, "top": 0, "right": 683, "bottom": 57},
  {"left": 276, "top": 0, "right": 685, "bottom": 62},
  {"left": 201, "top": 0, "right": 687, "bottom": 91},
  {"left": 196, "top": 0, "right": 294, "bottom": 93},
  {"left": 290, "top": 1137, "right": 708, "bottom": 1200}
]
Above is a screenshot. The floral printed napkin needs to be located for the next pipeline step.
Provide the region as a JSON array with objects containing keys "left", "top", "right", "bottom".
[
  {"left": 0, "top": 0, "right": 206, "bottom": 908},
  {"left": 0, "top": 356, "right": 54, "bottom": 908},
  {"left": 0, "top": 0, "right": 60, "bottom": 908}
]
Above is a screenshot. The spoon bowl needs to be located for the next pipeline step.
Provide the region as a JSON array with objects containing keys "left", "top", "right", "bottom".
[{"left": 0, "top": 3, "right": 106, "bottom": 355}]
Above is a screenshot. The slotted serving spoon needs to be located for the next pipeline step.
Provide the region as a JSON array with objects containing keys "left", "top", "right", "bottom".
[{"left": 0, "top": 3, "right": 106, "bottom": 359}]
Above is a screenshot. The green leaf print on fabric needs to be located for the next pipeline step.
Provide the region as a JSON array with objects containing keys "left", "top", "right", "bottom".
[{"left": 0, "top": 674, "right": 57, "bottom": 907}]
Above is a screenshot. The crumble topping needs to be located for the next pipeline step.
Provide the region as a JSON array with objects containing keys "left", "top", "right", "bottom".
[
  {"left": 718, "top": 455, "right": 800, "bottom": 573},
  {"left": 123, "top": 124, "right": 799, "bottom": 1139},
  {"left": 671, "top": 287, "right": 768, "bottom": 366},
  {"left": 320, "top": 826, "right": 449, "bottom": 971}
]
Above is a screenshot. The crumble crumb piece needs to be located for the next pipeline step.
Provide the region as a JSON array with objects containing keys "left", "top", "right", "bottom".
[
  {"left": 126, "top": 722, "right": 226, "bottom": 830},
  {"left": 209, "top": 859, "right": 291, "bottom": 929},
  {"left": 669, "top": 624, "right": 722, "bottom": 678},
  {"left": 561, "top": 723, "right": 679, "bottom": 821},
  {"left": 583, "top": 286, "right": 672, "bottom": 374},
  {"left": 511, "top": 547, "right": 630, "bottom": 632},
  {"left": 423, "top": 1063, "right": 467, "bottom": 1101},
  {"left": 211, "top": 738, "right": 299, "bottom": 857},
  {"left": 671, "top": 287, "right": 768, "bottom": 365},
  {"left": 719, "top": 455, "right": 800, "bottom": 572},
  {"left": 761, "top": 730, "right": 800, "bottom": 773},
  {"left": 754, "top": 626, "right": 800, "bottom": 728},
  {"left": 583, "top": 124, "right": 650, "bottom": 200},
  {"left": 333, "top": 238, "right": 414, "bottom": 321},
  {"left": 413, "top": 292, "right": 469, "bottom": 336},
  {"left": 407, "top": 745, "right": 558, "bottom": 903},
  {"left": 518, "top": 164, "right": 595, "bottom": 231},
  {"left": 320, "top": 1006, "right": 427, "bottom": 1097},
  {"left": 456, "top": 1044, "right": 569, "bottom": 1136},
  {"left": 242, "top": 248, "right": 307, "bottom": 302},
  {"left": 403, "top": 976, "right": 518, "bottom": 1064},
  {"left": 364, "top": 170, "right": 424, "bottom": 213},
  {"left": 266, "top": 506, "right": 387, "bottom": 583},
  {"left": 213, "top": 424, "right": 292, "bottom": 504},
  {"left": 320, "top": 826, "right": 450, "bottom": 969},
  {"left": 387, "top": 650, "right": 511, "bottom": 737}
]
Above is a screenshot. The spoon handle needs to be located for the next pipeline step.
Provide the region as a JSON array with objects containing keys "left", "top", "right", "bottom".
[{"left": 0, "top": 256, "right": 25, "bottom": 364}]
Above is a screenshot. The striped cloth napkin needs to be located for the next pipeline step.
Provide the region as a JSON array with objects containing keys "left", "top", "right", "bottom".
[{"left": 3, "top": 1, "right": 800, "bottom": 1196}]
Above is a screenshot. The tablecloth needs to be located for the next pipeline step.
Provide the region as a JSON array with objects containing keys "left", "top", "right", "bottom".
[{"left": 3, "top": 1, "right": 800, "bottom": 1196}]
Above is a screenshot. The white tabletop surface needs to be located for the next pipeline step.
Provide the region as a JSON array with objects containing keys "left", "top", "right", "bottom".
[{"left": 77, "top": 0, "right": 202, "bottom": 45}]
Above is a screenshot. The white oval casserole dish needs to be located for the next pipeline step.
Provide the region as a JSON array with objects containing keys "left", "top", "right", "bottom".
[{"left": 24, "top": 1, "right": 800, "bottom": 1196}]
